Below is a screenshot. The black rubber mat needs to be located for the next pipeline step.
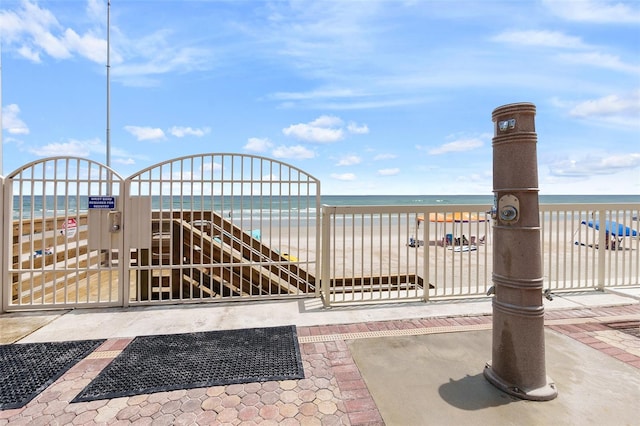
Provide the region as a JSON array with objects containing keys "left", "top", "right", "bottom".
[
  {"left": 605, "top": 320, "right": 640, "bottom": 338},
  {"left": 0, "top": 339, "right": 105, "bottom": 410},
  {"left": 73, "top": 325, "right": 304, "bottom": 402}
]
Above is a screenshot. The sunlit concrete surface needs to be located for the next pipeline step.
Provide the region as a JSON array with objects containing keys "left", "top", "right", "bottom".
[
  {"left": 1, "top": 288, "right": 638, "bottom": 425},
  {"left": 348, "top": 329, "right": 640, "bottom": 426}
]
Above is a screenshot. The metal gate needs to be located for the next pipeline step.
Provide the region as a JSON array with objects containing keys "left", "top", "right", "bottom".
[
  {"left": 124, "top": 153, "right": 320, "bottom": 305},
  {"left": 3, "top": 157, "right": 124, "bottom": 311}
]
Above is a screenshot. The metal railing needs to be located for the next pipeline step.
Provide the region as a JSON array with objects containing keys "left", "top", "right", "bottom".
[
  {"left": 2, "top": 154, "right": 321, "bottom": 312},
  {"left": 320, "top": 203, "right": 639, "bottom": 306},
  {"left": 2, "top": 155, "right": 638, "bottom": 311},
  {"left": 2, "top": 158, "right": 123, "bottom": 311},
  {"left": 541, "top": 204, "right": 639, "bottom": 292},
  {"left": 124, "top": 154, "right": 321, "bottom": 307}
]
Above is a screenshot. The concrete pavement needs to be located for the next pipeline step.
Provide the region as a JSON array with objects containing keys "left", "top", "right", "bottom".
[{"left": 0, "top": 287, "right": 639, "bottom": 425}]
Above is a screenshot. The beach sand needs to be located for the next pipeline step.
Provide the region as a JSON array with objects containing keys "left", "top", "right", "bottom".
[
  {"left": 259, "top": 214, "right": 639, "bottom": 302},
  {"left": 8, "top": 211, "right": 638, "bottom": 306}
]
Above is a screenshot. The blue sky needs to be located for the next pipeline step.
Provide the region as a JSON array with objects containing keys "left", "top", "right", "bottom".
[{"left": 1, "top": 0, "right": 638, "bottom": 195}]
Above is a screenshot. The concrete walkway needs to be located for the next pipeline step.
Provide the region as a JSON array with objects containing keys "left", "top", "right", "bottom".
[{"left": 1, "top": 288, "right": 639, "bottom": 425}]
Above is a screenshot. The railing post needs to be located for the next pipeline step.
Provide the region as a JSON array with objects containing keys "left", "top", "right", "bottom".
[
  {"left": 484, "top": 102, "right": 557, "bottom": 401},
  {"left": 320, "top": 206, "right": 333, "bottom": 307},
  {"left": 422, "top": 210, "right": 430, "bottom": 302},
  {"left": 0, "top": 176, "right": 4, "bottom": 314},
  {"left": 596, "top": 208, "right": 607, "bottom": 291}
]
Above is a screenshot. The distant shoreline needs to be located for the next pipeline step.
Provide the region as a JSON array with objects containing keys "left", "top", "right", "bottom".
[
  {"left": 10, "top": 194, "right": 639, "bottom": 220},
  {"left": 318, "top": 194, "right": 640, "bottom": 206}
]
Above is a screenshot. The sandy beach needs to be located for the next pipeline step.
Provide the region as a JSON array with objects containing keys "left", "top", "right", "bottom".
[
  {"left": 7, "top": 206, "right": 639, "bottom": 308},
  {"left": 259, "top": 211, "right": 639, "bottom": 303}
]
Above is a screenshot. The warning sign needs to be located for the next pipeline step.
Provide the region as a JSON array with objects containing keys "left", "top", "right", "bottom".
[
  {"left": 60, "top": 218, "right": 78, "bottom": 239},
  {"left": 88, "top": 196, "right": 116, "bottom": 209}
]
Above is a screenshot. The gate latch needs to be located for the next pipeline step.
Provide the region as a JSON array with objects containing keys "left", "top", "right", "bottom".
[{"left": 109, "top": 211, "right": 122, "bottom": 233}]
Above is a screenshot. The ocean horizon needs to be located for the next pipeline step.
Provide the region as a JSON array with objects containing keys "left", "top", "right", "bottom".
[
  {"left": 11, "top": 194, "right": 639, "bottom": 220},
  {"left": 320, "top": 194, "right": 640, "bottom": 206}
]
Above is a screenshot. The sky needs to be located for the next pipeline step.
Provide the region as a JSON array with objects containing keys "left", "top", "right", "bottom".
[{"left": 0, "top": 0, "right": 639, "bottom": 196}]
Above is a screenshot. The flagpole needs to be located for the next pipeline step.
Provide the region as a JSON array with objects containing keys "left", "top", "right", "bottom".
[
  {"left": 1, "top": 32, "right": 4, "bottom": 175},
  {"left": 106, "top": 0, "right": 111, "bottom": 168}
]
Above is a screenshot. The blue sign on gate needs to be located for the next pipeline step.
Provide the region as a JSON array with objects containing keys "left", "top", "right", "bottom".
[{"left": 88, "top": 196, "right": 116, "bottom": 209}]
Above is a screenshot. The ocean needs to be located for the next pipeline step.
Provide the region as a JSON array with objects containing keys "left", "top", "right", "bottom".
[
  {"left": 320, "top": 194, "right": 640, "bottom": 206},
  {"left": 11, "top": 194, "right": 639, "bottom": 220}
]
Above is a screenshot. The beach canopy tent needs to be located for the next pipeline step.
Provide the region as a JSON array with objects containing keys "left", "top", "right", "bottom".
[
  {"left": 417, "top": 212, "right": 488, "bottom": 245},
  {"left": 581, "top": 220, "right": 638, "bottom": 237},
  {"left": 425, "top": 212, "right": 486, "bottom": 223},
  {"left": 414, "top": 212, "right": 485, "bottom": 233}
]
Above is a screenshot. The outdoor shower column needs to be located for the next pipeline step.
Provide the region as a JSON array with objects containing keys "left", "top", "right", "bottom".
[{"left": 484, "top": 102, "right": 557, "bottom": 401}]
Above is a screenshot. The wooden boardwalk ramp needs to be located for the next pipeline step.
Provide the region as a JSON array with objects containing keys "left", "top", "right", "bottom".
[{"left": 141, "top": 211, "right": 315, "bottom": 300}]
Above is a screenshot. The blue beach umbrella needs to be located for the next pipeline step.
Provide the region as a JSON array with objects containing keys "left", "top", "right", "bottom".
[{"left": 581, "top": 220, "right": 638, "bottom": 237}]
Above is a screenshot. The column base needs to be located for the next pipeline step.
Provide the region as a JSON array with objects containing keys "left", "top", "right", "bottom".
[{"left": 484, "top": 363, "right": 558, "bottom": 401}]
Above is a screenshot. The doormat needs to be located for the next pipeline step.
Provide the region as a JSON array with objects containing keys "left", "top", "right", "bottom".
[
  {"left": 0, "top": 339, "right": 105, "bottom": 410},
  {"left": 605, "top": 320, "right": 640, "bottom": 338},
  {"left": 72, "top": 325, "right": 304, "bottom": 402}
]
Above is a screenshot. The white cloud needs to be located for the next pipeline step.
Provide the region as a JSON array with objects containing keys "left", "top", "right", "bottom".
[
  {"left": 270, "top": 88, "right": 361, "bottom": 101},
  {"left": 429, "top": 138, "right": 484, "bottom": 155},
  {"left": 310, "top": 115, "right": 343, "bottom": 127},
  {"left": 110, "top": 146, "right": 150, "bottom": 163},
  {"left": 271, "top": 145, "right": 316, "bottom": 159},
  {"left": 282, "top": 115, "right": 369, "bottom": 142},
  {"left": 16, "top": 46, "right": 41, "bottom": 62},
  {"left": 261, "top": 173, "right": 280, "bottom": 181},
  {"left": 124, "top": 125, "right": 166, "bottom": 141},
  {"left": 0, "top": 0, "right": 208, "bottom": 85},
  {"left": 569, "top": 90, "right": 640, "bottom": 128},
  {"left": 244, "top": 137, "right": 274, "bottom": 153},
  {"left": 112, "top": 38, "right": 211, "bottom": 86},
  {"left": 86, "top": 0, "right": 104, "bottom": 21},
  {"left": 28, "top": 138, "right": 102, "bottom": 157},
  {"left": 491, "top": 30, "right": 587, "bottom": 49},
  {"left": 347, "top": 122, "right": 369, "bottom": 134},
  {"left": 377, "top": 168, "right": 399, "bottom": 176},
  {"left": 168, "top": 126, "right": 211, "bottom": 138},
  {"left": 269, "top": 88, "right": 366, "bottom": 107},
  {"left": 336, "top": 155, "right": 361, "bottom": 166},
  {"left": 543, "top": 0, "right": 640, "bottom": 23},
  {"left": 373, "top": 153, "right": 397, "bottom": 161},
  {"left": 331, "top": 173, "right": 356, "bottom": 181},
  {"left": 0, "top": 0, "right": 91, "bottom": 63},
  {"left": 2, "top": 104, "right": 30, "bottom": 135},
  {"left": 548, "top": 153, "right": 640, "bottom": 177},
  {"left": 114, "top": 157, "right": 135, "bottom": 165},
  {"left": 558, "top": 52, "right": 640, "bottom": 74},
  {"left": 62, "top": 28, "right": 105, "bottom": 63},
  {"left": 282, "top": 115, "right": 345, "bottom": 143},
  {"left": 202, "top": 162, "right": 222, "bottom": 173}
]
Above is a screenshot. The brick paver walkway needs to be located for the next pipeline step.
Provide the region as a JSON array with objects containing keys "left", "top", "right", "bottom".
[{"left": 1, "top": 304, "right": 638, "bottom": 425}]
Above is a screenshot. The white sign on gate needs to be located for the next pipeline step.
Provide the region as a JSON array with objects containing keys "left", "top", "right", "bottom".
[{"left": 61, "top": 218, "right": 78, "bottom": 239}]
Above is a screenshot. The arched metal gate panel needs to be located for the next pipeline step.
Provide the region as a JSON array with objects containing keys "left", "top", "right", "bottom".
[
  {"left": 3, "top": 157, "right": 124, "bottom": 311},
  {"left": 124, "top": 153, "right": 320, "bottom": 305}
]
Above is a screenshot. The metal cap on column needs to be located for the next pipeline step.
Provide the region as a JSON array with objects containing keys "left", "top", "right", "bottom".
[{"left": 483, "top": 102, "right": 558, "bottom": 401}]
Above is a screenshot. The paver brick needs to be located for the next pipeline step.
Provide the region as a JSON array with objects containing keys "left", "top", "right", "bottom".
[
  {"left": 259, "top": 404, "right": 279, "bottom": 420},
  {"left": 241, "top": 392, "right": 262, "bottom": 407},
  {"left": 174, "top": 411, "right": 198, "bottom": 425},
  {"left": 260, "top": 391, "right": 280, "bottom": 405},
  {"left": 299, "top": 401, "right": 318, "bottom": 416},
  {"left": 3, "top": 304, "right": 637, "bottom": 425},
  {"left": 317, "top": 400, "right": 338, "bottom": 415},
  {"left": 279, "top": 402, "right": 298, "bottom": 418}
]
